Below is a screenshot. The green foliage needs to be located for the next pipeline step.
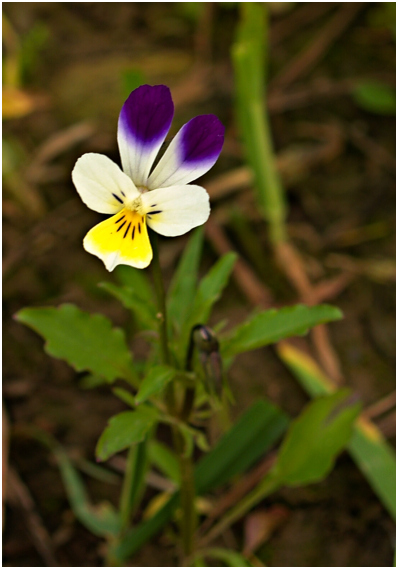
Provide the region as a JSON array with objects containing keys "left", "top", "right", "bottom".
[
  {"left": 35, "top": 433, "right": 121, "bottom": 537},
  {"left": 100, "top": 281, "right": 157, "bottom": 330},
  {"left": 188, "top": 252, "right": 237, "bottom": 328},
  {"left": 16, "top": 304, "right": 136, "bottom": 384},
  {"left": 113, "top": 397, "right": 289, "bottom": 560},
  {"left": 349, "top": 426, "right": 396, "bottom": 520},
  {"left": 178, "top": 252, "right": 237, "bottom": 361},
  {"left": 115, "top": 264, "right": 154, "bottom": 301},
  {"left": 201, "top": 548, "right": 252, "bottom": 567},
  {"left": 119, "top": 439, "right": 149, "bottom": 529},
  {"left": 135, "top": 365, "right": 176, "bottom": 404},
  {"left": 101, "top": 265, "right": 156, "bottom": 330},
  {"left": 278, "top": 342, "right": 396, "bottom": 519},
  {"left": 112, "top": 387, "right": 136, "bottom": 408},
  {"left": 148, "top": 440, "right": 181, "bottom": 485},
  {"left": 205, "top": 391, "right": 361, "bottom": 542},
  {"left": 269, "top": 390, "right": 361, "bottom": 486},
  {"left": 195, "top": 398, "right": 288, "bottom": 493},
  {"left": 96, "top": 407, "right": 159, "bottom": 462},
  {"left": 221, "top": 304, "right": 343, "bottom": 360},
  {"left": 168, "top": 227, "right": 204, "bottom": 333},
  {"left": 352, "top": 81, "right": 396, "bottom": 115}
]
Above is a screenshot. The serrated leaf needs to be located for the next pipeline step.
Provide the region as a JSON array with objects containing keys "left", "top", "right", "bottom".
[
  {"left": 167, "top": 227, "right": 204, "bottom": 332},
  {"left": 16, "top": 304, "right": 136, "bottom": 384},
  {"left": 96, "top": 407, "right": 159, "bottom": 462},
  {"left": 270, "top": 390, "right": 361, "bottom": 486},
  {"left": 100, "top": 281, "right": 157, "bottom": 330},
  {"left": 135, "top": 365, "right": 176, "bottom": 404},
  {"left": 221, "top": 304, "right": 343, "bottom": 360}
]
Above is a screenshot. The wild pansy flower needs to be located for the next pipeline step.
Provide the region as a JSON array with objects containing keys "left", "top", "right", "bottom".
[{"left": 72, "top": 84, "right": 224, "bottom": 271}]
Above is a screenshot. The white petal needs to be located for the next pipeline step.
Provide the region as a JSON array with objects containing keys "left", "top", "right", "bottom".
[
  {"left": 142, "top": 185, "right": 210, "bottom": 237},
  {"left": 72, "top": 153, "right": 139, "bottom": 214}
]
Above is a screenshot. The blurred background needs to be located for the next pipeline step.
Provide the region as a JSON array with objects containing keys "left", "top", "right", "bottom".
[{"left": 3, "top": 3, "right": 395, "bottom": 567}]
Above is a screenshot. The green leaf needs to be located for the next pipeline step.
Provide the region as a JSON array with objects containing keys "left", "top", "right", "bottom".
[
  {"left": 179, "top": 252, "right": 237, "bottom": 361},
  {"left": 96, "top": 407, "right": 159, "bottom": 462},
  {"left": 115, "top": 265, "right": 154, "bottom": 302},
  {"left": 167, "top": 227, "right": 204, "bottom": 332},
  {"left": 189, "top": 252, "right": 237, "bottom": 327},
  {"left": 113, "top": 387, "right": 136, "bottom": 408},
  {"left": 352, "top": 81, "right": 396, "bottom": 115},
  {"left": 270, "top": 390, "right": 361, "bottom": 486},
  {"left": 349, "top": 423, "right": 396, "bottom": 520},
  {"left": 113, "top": 397, "right": 289, "bottom": 560},
  {"left": 119, "top": 438, "right": 149, "bottom": 529},
  {"left": 203, "top": 548, "right": 252, "bottom": 567},
  {"left": 221, "top": 304, "right": 343, "bottom": 360},
  {"left": 100, "top": 281, "right": 157, "bottom": 330},
  {"left": 195, "top": 398, "right": 288, "bottom": 494},
  {"left": 148, "top": 440, "right": 180, "bottom": 485},
  {"left": 135, "top": 365, "right": 176, "bottom": 404},
  {"left": 36, "top": 432, "right": 121, "bottom": 537},
  {"left": 277, "top": 342, "right": 396, "bottom": 519},
  {"left": 16, "top": 304, "right": 136, "bottom": 384}
]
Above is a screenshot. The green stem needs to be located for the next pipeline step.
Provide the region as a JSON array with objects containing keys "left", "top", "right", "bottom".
[
  {"left": 119, "top": 445, "right": 137, "bottom": 531},
  {"left": 232, "top": 2, "right": 287, "bottom": 244},
  {"left": 199, "top": 473, "right": 280, "bottom": 548},
  {"left": 150, "top": 231, "right": 197, "bottom": 561},
  {"left": 179, "top": 449, "right": 197, "bottom": 562},
  {"left": 151, "top": 232, "right": 171, "bottom": 366}
]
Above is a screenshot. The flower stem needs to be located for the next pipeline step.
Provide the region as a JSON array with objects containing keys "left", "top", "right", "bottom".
[
  {"left": 151, "top": 232, "right": 171, "bottom": 367},
  {"left": 150, "top": 231, "right": 197, "bottom": 561}
]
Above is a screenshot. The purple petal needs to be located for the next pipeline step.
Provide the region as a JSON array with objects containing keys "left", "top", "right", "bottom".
[
  {"left": 118, "top": 85, "right": 174, "bottom": 186},
  {"left": 148, "top": 114, "right": 225, "bottom": 189}
]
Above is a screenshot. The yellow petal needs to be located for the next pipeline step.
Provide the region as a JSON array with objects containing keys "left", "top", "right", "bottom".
[{"left": 83, "top": 208, "right": 152, "bottom": 271}]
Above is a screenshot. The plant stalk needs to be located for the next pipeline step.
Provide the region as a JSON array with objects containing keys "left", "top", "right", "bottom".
[
  {"left": 150, "top": 231, "right": 197, "bottom": 562},
  {"left": 199, "top": 473, "right": 280, "bottom": 548}
]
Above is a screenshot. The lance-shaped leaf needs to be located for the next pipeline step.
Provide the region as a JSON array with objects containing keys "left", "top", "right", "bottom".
[
  {"left": 178, "top": 252, "right": 237, "bottom": 361},
  {"left": 200, "top": 390, "right": 361, "bottom": 546},
  {"left": 269, "top": 389, "right": 361, "bottom": 486},
  {"left": 112, "top": 398, "right": 289, "bottom": 561},
  {"left": 135, "top": 365, "right": 176, "bottom": 404},
  {"left": 221, "top": 304, "right": 343, "bottom": 360},
  {"left": 33, "top": 429, "right": 121, "bottom": 537},
  {"left": 167, "top": 227, "right": 204, "bottom": 332},
  {"left": 16, "top": 304, "right": 136, "bottom": 384},
  {"left": 277, "top": 342, "right": 396, "bottom": 519},
  {"left": 96, "top": 406, "right": 159, "bottom": 462}
]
